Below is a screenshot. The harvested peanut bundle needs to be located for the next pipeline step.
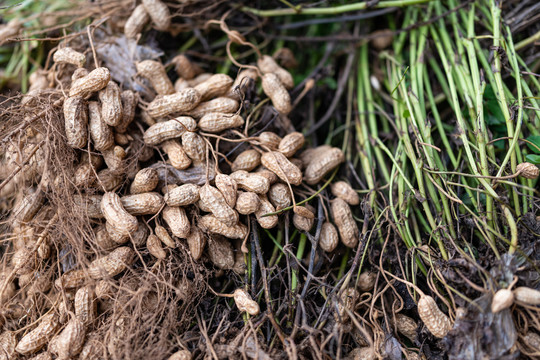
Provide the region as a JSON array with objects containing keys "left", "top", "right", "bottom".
[
  {"left": 124, "top": 4, "right": 150, "bottom": 38},
  {"left": 53, "top": 47, "right": 86, "bottom": 67},
  {"left": 417, "top": 295, "right": 453, "bottom": 338},
  {"left": 233, "top": 288, "right": 260, "bottom": 315}
]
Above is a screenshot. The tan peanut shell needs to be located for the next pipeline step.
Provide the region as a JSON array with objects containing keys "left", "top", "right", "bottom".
[
  {"left": 131, "top": 222, "right": 149, "bottom": 247},
  {"left": 96, "top": 224, "right": 120, "bottom": 250},
  {"left": 395, "top": 314, "right": 417, "bottom": 341},
  {"left": 273, "top": 47, "right": 297, "bottom": 69},
  {"left": 186, "top": 227, "right": 206, "bottom": 260},
  {"left": 336, "top": 287, "right": 360, "bottom": 322},
  {"left": 258, "top": 55, "right": 294, "bottom": 89},
  {"left": 101, "top": 192, "right": 139, "bottom": 236},
  {"left": 516, "top": 162, "right": 539, "bottom": 179},
  {"left": 147, "top": 234, "right": 167, "bottom": 259},
  {"left": 261, "top": 151, "right": 302, "bottom": 186},
  {"left": 105, "top": 221, "right": 129, "bottom": 244},
  {"left": 171, "top": 54, "right": 202, "bottom": 80},
  {"left": 143, "top": 117, "right": 197, "bottom": 145},
  {"left": 121, "top": 192, "right": 164, "bottom": 215},
  {"left": 207, "top": 236, "right": 234, "bottom": 269},
  {"left": 181, "top": 131, "right": 206, "bottom": 162},
  {"left": 290, "top": 158, "right": 304, "bottom": 170},
  {"left": 357, "top": 272, "right": 376, "bottom": 292},
  {"left": 293, "top": 205, "right": 315, "bottom": 232},
  {"left": 28, "top": 352, "right": 53, "bottom": 360},
  {"left": 98, "top": 81, "right": 123, "bottom": 126},
  {"left": 198, "top": 215, "right": 248, "bottom": 239},
  {"left": 54, "top": 318, "right": 86, "bottom": 359},
  {"left": 491, "top": 289, "right": 514, "bottom": 313},
  {"left": 55, "top": 269, "right": 86, "bottom": 289},
  {"left": 230, "top": 170, "right": 270, "bottom": 194},
  {"left": 114, "top": 131, "right": 132, "bottom": 146},
  {"left": 116, "top": 90, "right": 137, "bottom": 133},
  {"left": 198, "top": 112, "right": 244, "bottom": 133},
  {"left": 215, "top": 174, "right": 238, "bottom": 208},
  {"left": 231, "top": 150, "right": 261, "bottom": 172},
  {"left": 71, "top": 67, "right": 89, "bottom": 81},
  {"left": 11, "top": 189, "right": 44, "bottom": 226},
  {"left": 15, "top": 313, "right": 59, "bottom": 355},
  {"left": 130, "top": 168, "right": 159, "bottom": 194},
  {"left": 101, "top": 145, "right": 126, "bottom": 172},
  {"left": 188, "top": 97, "right": 238, "bottom": 119},
  {"left": 261, "top": 73, "right": 291, "bottom": 114},
  {"left": 147, "top": 89, "right": 201, "bottom": 118},
  {"left": 53, "top": 47, "right": 86, "bottom": 67},
  {"left": 124, "top": 4, "right": 149, "bottom": 38},
  {"left": 299, "top": 145, "right": 332, "bottom": 167},
  {"left": 12, "top": 247, "right": 36, "bottom": 275},
  {"left": 523, "top": 332, "right": 540, "bottom": 351},
  {"left": 168, "top": 350, "right": 192, "bottom": 360},
  {"left": 194, "top": 74, "right": 233, "bottom": 100},
  {"left": 73, "top": 163, "right": 96, "bottom": 188},
  {"left": 320, "top": 222, "right": 338, "bottom": 252},
  {"left": 63, "top": 96, "right": 88, "bottom": 148},
  {"left": 197, "top": 198, "right": 212, "bottom": 213},
  {"left": 88, "top": 101, "right": 114, "bottom": 151},
  {"left": 164, "top": 183, "right": 200, "bottom": 206},
  {"left": 87, "top": 246, "right": 135, "bottom": 279},
  {"left": 136, "top": 60, "right": 175, "bottom": 95},
  {"left": 304, "top": 147, "right": 345, "bottom": 185},
  {"left": 162, "top": 140, "right": 192, "bottom": 170},
  {"left": 258, "top": 132, "right": 282, "bottom": 150},
  {"left": 199, "top": 185, "right": 238, "bottom": 227},
  {"left": 69, "top": 67, "right": 110, "bottom": 98},
  {"left": 162, "top": 206, "right": 190, "bottom": 238},
  {"left": 97, "top": 169, "right": 123, "bottom": 191},
  {"left": 279, "top": 132, "right": 304, "bottom": 157},
  {"left": 255, "top": 195, "right": 278, "bottom": 229},
  {"left": 95, "top": 280, "right": 113, "bottom": 299},
  {"left": 155, "top": 224, "right": 176, "bottom": 248},
  {"left": 233, "top": 288, "right": 260, "bottom": 315},
  {"left": 174, "top": 78, "right": 188, "bottom": 92},
  {"left": 235, "top": 191, "right": 260, "bottom": 215},
  {"left": 0, "top": 331, "right": 16, "bottom": 360},
  {"left": 513, "top": 286, "right": 540, "bottom": 305},
  {"left": 187, "top": 73, "right": 212, "bottom": 87},
  {"left": 227, "top": 68, "right": 258, "bottom": 100},
  {"left": 267, "top": 183, "right": 291, "bottom": 210},
  {"left": 331, "top": 198, "right": 358, "bottom": 248},
  {"left": 331, "top": 181, "right": 359, "bottom": 205},
  {"left": 417, "top": 295, "right": 452, "bottom": 338},
  {"left": 142, "top": 0, "right": 171, "bottom": 31}
]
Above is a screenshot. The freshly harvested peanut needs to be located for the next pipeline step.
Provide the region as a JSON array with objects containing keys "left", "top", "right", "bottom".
[
  {"left": 155, "top": 224, "right": 176, "bottom": 248},
  {"left": 143, "top": 117, "right": 197, "bottom": 146},
  {"left": 188, "top": 97, "right": 238, "bottom": 119},
  {"left": 331, "top": 198, "right": 358, "bottom": 248},
  {"left": 187, "top": 73, "right": 212, "bottom": 87},
  {"left": 258, "top": 55, "right": 294, "bottom": 89},
  {"left": 55, "top": 269, "right": 86, "bottom": 289},
  {"left": 299, "top": 145, "right": 332, "bottom": 167},
  {"left": 255, "top": 195, "right": 278, "bottom": 229},
  {"left": 63, "top": 96, "right": 88, "bottom": 148},
  {"left": 0, "top": 331, "right": 16, "bottom": 360},
  {"left": 516, "top": 162, "right": 539, "bottom": 179},
  {"left": 124, "top": 4, "right": 149, "bottom": 38},
  {"left": 294, "top": 205, "right": 315, "bottom": 219},
  {"left": 162, "top": 140, "right": 192, "bottom": 170},
  {"left": 97, "top": 169, "right": 123, "bottom": 191},
  {"left": 53, "top": 317, "right": 85, "bottom": 359},
  {"left": 198, "top": 112, "right": 244, "bottom": 133},
  {"left": 162, "top": 206, "right": 190, "bottom": 238},
  {"left": 136, "top": 60, "right": 175, "bottom": 95},
  {"left": 101, "top": 192, "right": 138, "bottom": 236},
  {"left": 88, "top": 246, "right": 135, "bottom": 279},
  {"left": 331, "top": 181, "right": 359, "bottom": 205},
  {"left": 15, "top": 313, "right": 59, "bottom": 355},
  {"left": 207, "top": 236, "right": 234, "bottom": 269},
  {"left": 94, "top": 280, "right": 113, "bottom": 299},
  {"left": 273, "top": 47, "right": 297, "bottom": 69},
  {"left": 215, "top": 174, "right": 237, "bottom": 208},
  {"left": 513, "top": 287, "right": 540, "bottom": 305},
  {"left": 200, "top": 185, "right": 238, "bottom": 227},
  {"left": 53, "top": 47, "right": 85, "bottom": 67},
  {"left": 73, "top": 163, "right": 96, "bottom": 187},
  {"left": 121, "top": 192, "right": 164, "bottom": 215},
  {"left": 146, "top": 89, "right": 201, "bottom": 118},
  {"left": 418, "top": 295, "right": 452, "bottom": 338},
  {"left": 142, "top": 0, "right": 171, "bottom": 31},
  {"left": 174, "top": 77, "right": 189, "bottom": 92},
  {"left": 11, "top": 189, "right": 44, "bottom": 226},
  {"left": 88, "top": 101, "right": 114, "bottom": 151},
  {"left": 261, "top": 151, "right": 302, "bottom": 186},
  {"left": 11, "top": 246, "right": 36, "bottom": 275},
  {"left": 69, "top": 67, "right": 110, "bottom": 98},
  {"left": 335, "top": 287, "right": 360, "bottom": 322},
  {"left": 227, "top": 68, "right": 258, "bottom": 100},
  {"left": 523, "top": 332, "right": 540, "bottom": 351},
  {"left": 394, "top": 314, "right": 417, "bottom": 341},
  {"left": 164, "top": 184, "right": 200, "bottom": 206},
  {"left": 147, "top": 234, "right": 167, "bottom": 259},
  {"left": 75, "top": 286, "right": 96, "bottom": 325},
  {"left": 278, "top": 132, "right": 304, "bottom": 157},
  {"left": 131, "top": 221, "right": 149, "bottom": 247},
  {"left": 491, "top": 289, "right": 514, "bottom": 313},
  {"left": 114, "top": 132, "right": 132, "bottom": 145},
  {"left": 168, "top": 350, "right": 192, "bottom": 360},
  {"left": 197, "top": 198, "right": 212, "bottom": 213},
  {"left": 235, "top": 191, "right": 260, "bottom": 215},
  {"left": 171, "top": 54, "right": 202, "bottom": 80},
  {"left": 293, "top": 205, "right": 315, "bottom": 232},
  {"left": 186, "top": 227, "right": 206, "bottom": 260},
  {"left": 28, "top": 352, "right": 53, "bottom": 360},
  {"left": 194, "top": 74, "right": 233, "bottom": 100},
  {"left": 181, "top": 132, "right": 206, "bottom": 163},
  {"left": 261, "top": 73, "right": 291, "bottom": 114},
  {"left": 105, "top": 221, "right": 129, "bottom": 244},
  {"left": 304, "top": 147, "right": 345, "bottom": 185},
  {"left": 258, "top": 132, "right": 282, "bottom": 150},
  {"left": 230, "top": 170, "right": 270, "bottom": 194},
  {"left": 101, "top": 145, "right": 126, "bottom": 172},
  {"left": 231, "top": 150, "right": 261, "bottom": 172},
  {"left": 95, "top": 225, "right": 120, "bottom": 250},
  {"left": 233, "top": 288, "right": 260, "bottom": 315},
  {"left": 357, "top": 272, "right": 376, "bottom": 292},
  {"left": 116, "top": 90, "right": 137, "bottom": 133},
  {"left": 98, "top": 81, "right": 123, "bottom": 126},
  {"left": 130, "top": 168, "right": 159, "bottom": 194},
  {"left": 198, "top": 215, "right": 248, "bottom": 239},
  {"left": 268, "top": 183, "right": 291, "bottom": 210},
  {"left": 255, "top": 168, "right": 278, "bottom": 184},
  {"left": 71, "top": 67, "right": 89, "bottom": 81},
  {"left": 290, "top": 158, "right": 303, "bottom": 170}
]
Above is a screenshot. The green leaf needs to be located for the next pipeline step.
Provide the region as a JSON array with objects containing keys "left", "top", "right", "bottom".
[
  {"left": 526, "top": 136, "right": 540, "bottom": 154},
  {"left": 525, "top": 154, "right": 540, "bottom": 164},
  {"left": 403, "top": 109, "right": 410, "bottom": 118}
]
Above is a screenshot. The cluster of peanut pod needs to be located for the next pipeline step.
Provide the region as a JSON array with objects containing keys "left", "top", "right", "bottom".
[{"left": 0, "top": 37, "right": 364, "bottom": 358}]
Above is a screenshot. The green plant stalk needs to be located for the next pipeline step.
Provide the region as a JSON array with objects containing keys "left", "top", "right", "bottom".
[
  {"left": 337, "top": 248, "right": 350, "bottom": 280},
  {"left": 291, "top": 233, "right": 307, "bottom": 301}
]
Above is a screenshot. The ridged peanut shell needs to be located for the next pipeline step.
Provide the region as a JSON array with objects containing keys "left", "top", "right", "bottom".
[
  {"left": 299, "top": 145, "right": 332, "bottom": 168},
  {"left": 233, "top": 288, "right": 260, "bottom": 315},
  {"left": 88, "top": 101, "right": 114, "bottom": 151},
  {"left": 207, "top": 236, "right": 234, "bottom": 269},
  {"left": 130, "top": 168, "right": 159, "bottom": 194},
  {"left": 417, "top": 295, "right": 452, "bottom": 338},
  {"left": 136, "top": 60, "right": 174, "bottom": 95},
  {"left": 198, "top": 112, "right": 244, "bottom": 133},
  {"left": 261, "top": 73, "right": 291, "bottom": 114},
  {"left": 255, "top": 195, "right": 278, "bottom": 229},
  {"left": 227, "top": 69, "right": 258, "bottom": 100},
  {"left": 215, "top": 174, "right": 237, "bottom": 207},
  {"left": 69, "top": 67, "right": 110, "bottom": 98},
  {"left": 513, "top": 286, "right": 540, "bottom": 305},
  {"left": 55, "top": 269, "right": 86, "bottom": 289},
  {"left": 162, "top": 206, "right": 190, "bottom": 239},
  {"left": 395, "top": 314, "right": 417, "bottom": 341},
  {"left": 279, "top": 132, "right": 304, "bottom": 157},
  {"left": 194, "top": 74, "right": 233, "bottom": 101},
  {"left": 235, "top": 191, "right": 260, "bottom": 215},
  {"left": 188, "top": 97, "right": 238, "bottom": 119},
  {"left": 95, "top": 224, "right": 119, "bottom": 250},
  {"left": 63, "top": 96, "right": 88, "bottom": 148},
  {"left": 147, "top": 234, "right": 167, "bottom": 259},
  {"left": 261, "top": 151, "right": 302, "bottom": 186},
  {"left": 331, "top": 181, "right": 359, "bottom": 205},
  {"left": 101, "top": 192, "right": 138, "bottom": 236},
  {"left": 181, "top": 131, "right": 206, "bottom": 163},
  {"left": 15, "top": 313, "right": 59, "bottom": 355},
  {"left": 53, "top": 47, "right": 85, "bottom": 67},
  {"left": 97, "top": 169, "right": 123, "bottom": 191},
  {"left": 258, "top": 55, "right": 294, "bottom": 89},
  {"left": 116, "top": 90, "right": 137, "bottom": 133},
  {"left": 258, "top": 132, "right": 282, "bottom": 150},
  {"left": 54, "top": 318, "right": 85, "bottom": 359},
  {"left": 304, "top": 147, "right": 345, "bottom": 185},
  {"left": 155, "top": 225, "right": 176, "bottom": 248},
  {"left": 171, "top": 54, "right": 202, "bottom": 80},
  {"left": 198, "top": 215, "right": 247, "bottom": 239},
  {"left": 142, "top": 0, "right": 171, "bottom": 31},
  {"left": 230, "top": 170, "right": 269, "bottom": 194},
  {"left": 199, "top": 185, "right": 238, "bottom": 227},
  {"left": 336, "top": 287, "right": 359, "bottom": 322},
  {"left": 267, "top": 183, "right": 291, "bottom": 210},
  {"left": 162, "top": 140, "right": 192, "bottom": 170},
  {"left": 516, "top": 162, "right": 539, "bottom": 179},
  {"left": 74, "top": 286, "right": 96, "bottom": 326},
  {"left": 358, "top": 272, "right": 376, "bottom": 292},
  {"left": 98, "top": 81, "right": 123, "bottom": 126},
  {"left": 231, "top": 150, "right": 261, "bottom": 172},
  {"left": 121, "top": 192, "right": 164, "bottom": 215},
  {"left": 331, "top": 198, "right": 358, "bottom": 248},
  {"left": 491, "top": 289, "right": 514, "bottom": 313},
  {"left": 124, "top": 4, "right": 149, "bottom": 38},
  {"left": 146, "top": 89, "right": 201, "bottom": 119},
  {"left": 143, "top": 117, "right": 196, "bottom": 145},
  {"left": 87, "top": 247, "right": 135, "bottom": 279},
  {"left": 320, "top": 222, "right": 338, "bottom": 252},
  {"left": 293, "top": 205, "right": 315, "bottom": 232},
  {"left": 186, "top": 227, "right": 206, "bottom": 260},
  {"left": 164, "top": 183, "right": 200, "bottom": 206}
]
